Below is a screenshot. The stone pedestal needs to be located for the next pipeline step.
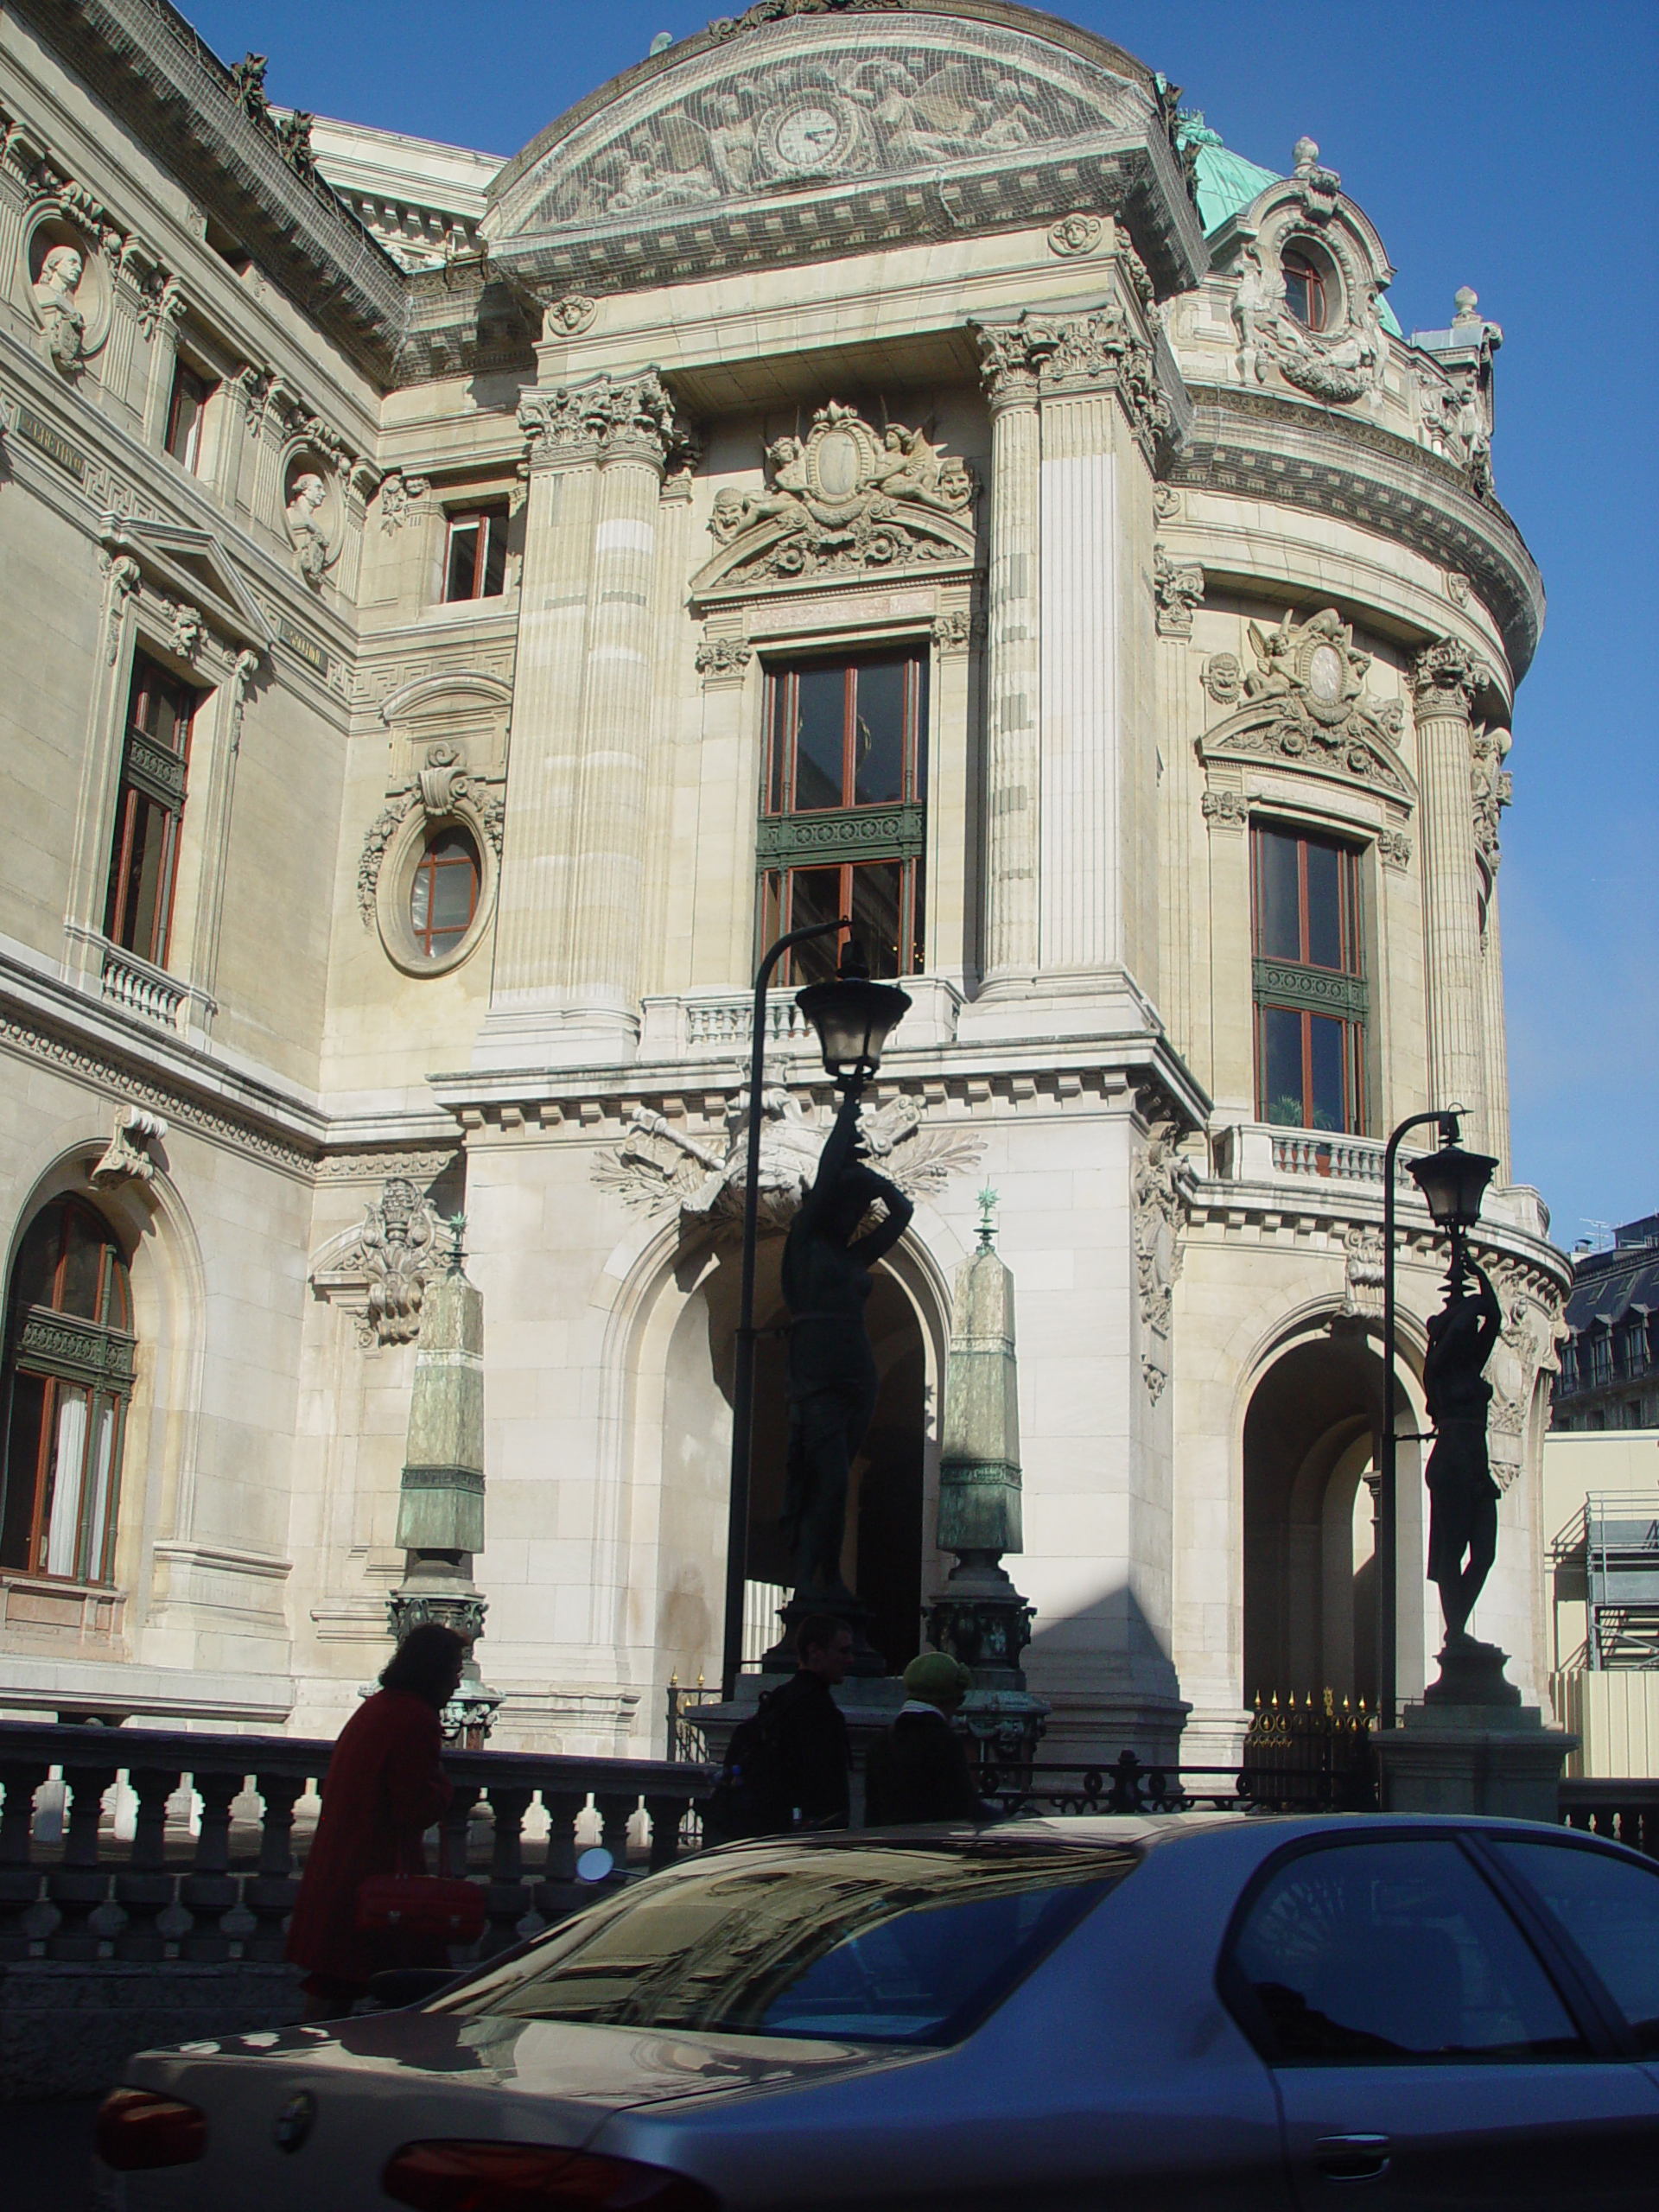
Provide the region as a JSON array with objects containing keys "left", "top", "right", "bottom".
[
  {"left": 683, "top": 1673, "right": 906, "bottom": 1828},
  {"left": 1376, "top": 1640, "right": 1575, "bottom": 1825}
]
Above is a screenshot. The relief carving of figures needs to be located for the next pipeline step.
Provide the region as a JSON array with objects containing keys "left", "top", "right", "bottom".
[
  {"left": 1234, "top": 240, "right": 1383, "bottom": 407},
  {"left": 1133, "top": 1118, "right": 1188, "bottom": 1402},
  {"left": 1470, "top": 724, "right": 1513, "bottom": 869},
  {"left": 1047, "top": 212, "right": 1103, "bottom": 257},
  {"left": 378, "top": 471, "right": 429, "bottom": 532},
  {"left": 312, "top": 1177, "right": 442, "bottom": 1348},
  {"left": 1154, "top": 544, "right": 1204, "bottom": 638},
  {"left": 284, "top": 471, "right": 334, "bottom": 585},
  {"left": 532, "top": 36, "right": 1094, "bottom": 229},
  {"left": 543, "top": 294, "right": 597, "bottom": 337},
  {"left": 33, "top": 242, "right": 87, "bottom": 372},
  {"left": 694, "top": 636, "right": 753, "bottom": 677},
  {"left": 1202, "top": 652, "right": 1243, "bottom": 705},
  {"left": 1484, "top": 1278, "right": 1565, "bottom": 1491},
  {"left": 1198, "top": 608, "right": 1412, "bottom": 802},
  {"left": 693, "top": 400, "right": 976, "bottom": 595},
  {"left": 594, "top": 1084, "right": 982, "bottom": 1233}
]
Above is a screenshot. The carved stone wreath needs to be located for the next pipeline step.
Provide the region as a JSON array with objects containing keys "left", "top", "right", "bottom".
[
  {"left": 593, "top": 1086, "right": 983, "bottom": 1236},
  {"left": 692, "top": 401, "right": 976, "bottom": 598},
  {"left": 1198, "top": 608, "right": 1413, "bottom": 804}
]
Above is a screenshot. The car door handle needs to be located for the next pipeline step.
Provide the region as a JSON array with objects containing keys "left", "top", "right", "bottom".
[{"left": 1314, "top": 2134, "right": 1391, "bottom": 2182}]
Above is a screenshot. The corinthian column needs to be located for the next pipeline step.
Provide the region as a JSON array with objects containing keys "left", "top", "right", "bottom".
[
  {"left": 1410, "top": 638, "right": 1487, "bottom": 1141},
  {"left": 973, "top": 323, "right": 1043, "bottom": 981}
]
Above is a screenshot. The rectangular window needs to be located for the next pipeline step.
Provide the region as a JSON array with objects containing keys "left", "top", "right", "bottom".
[
  {"left": 444, "top": 505, "right": 509, "bottom": 602},
  {"left": 1251, "top": 823, "right": 1367, "bottom": 1135},
  {"left": 103, "top": 654, "right": 196, "bottom": 969},
  {"left": 164, "top": 362, "right": 213, "bottom": 473},
  {"left": 759, "top": 652, "right": 928, "bottom": 982}
]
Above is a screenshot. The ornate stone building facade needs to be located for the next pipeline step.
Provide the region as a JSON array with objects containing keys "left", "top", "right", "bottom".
[{"left": 0, "top": 2, "right": 1567, "bottom": 1760}]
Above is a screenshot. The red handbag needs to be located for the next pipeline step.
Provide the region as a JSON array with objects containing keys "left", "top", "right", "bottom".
[{"left": 355, "top": 1836, "right": 486, "bottom": 1944}]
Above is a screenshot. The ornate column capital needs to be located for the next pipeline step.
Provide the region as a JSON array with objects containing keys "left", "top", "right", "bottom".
[
  {"left": 1408, "top": 634, "right": 1483, "bottom": 718},
  {"left": 971, "top": 315, "right": 1053, "bottom": 410},
  {"left": 518, "top": 371, "right": 695, "bottom": 475},
  {"left": 973, "top": 304, "right": 1169, "bottom": 459}
]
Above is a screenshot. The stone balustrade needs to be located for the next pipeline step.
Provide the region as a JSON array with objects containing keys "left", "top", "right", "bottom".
[
  {"left": 0, "top": 1720, "right": 713, "bottom": 1965},
  {"left": 99, "top": 943, "right": 190, "bottom": 1032}
]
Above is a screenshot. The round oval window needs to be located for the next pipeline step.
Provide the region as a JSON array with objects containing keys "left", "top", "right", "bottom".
[{"left": 410, "top": 827, "right": 480, "bottom": 959}]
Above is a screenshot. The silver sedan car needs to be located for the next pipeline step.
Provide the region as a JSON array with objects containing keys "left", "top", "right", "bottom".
[{"left": 93, "top": 1813, "right": 1659, "bottom": 2210}]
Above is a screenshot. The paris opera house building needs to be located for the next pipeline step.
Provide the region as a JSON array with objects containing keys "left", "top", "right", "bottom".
[{"left": 0, "top": 0, "right": 1567, "bottom": 1762}]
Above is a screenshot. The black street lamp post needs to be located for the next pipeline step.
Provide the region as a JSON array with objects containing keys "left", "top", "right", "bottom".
[
  {"left": 719, "top": 927, "right": 911, "bottom": 1699},
  {"left": 1378, "top": 1108, "right": 1499, "bottom": 1728}
]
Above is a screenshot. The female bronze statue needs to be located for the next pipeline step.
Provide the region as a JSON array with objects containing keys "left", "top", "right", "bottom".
[
  {"left": 1422, "top": 1248, "right": 1503, "bottom": 1643},
  {"left": 780, "top": 1083, "right": 913, "bottom": 1599}
]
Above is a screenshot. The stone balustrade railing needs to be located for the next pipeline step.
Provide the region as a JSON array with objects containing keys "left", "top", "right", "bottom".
[
  {"left": 1213, "top": 1122, "right": 1415, "bottom": 1187},
  {"left": 99, "top": 943, "right": 191, "bottom": 1032},
  {"left": 0, "top": 1720, "right": 713, "bottom": 1966}
]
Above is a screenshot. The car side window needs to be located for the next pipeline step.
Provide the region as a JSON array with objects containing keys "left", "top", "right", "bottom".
[
  {"left": 1226, "top": 1840, "right": 1586, "bottom": 2063},
  {"left": 1489, "top": 1840, "right": 1659, "bottom": 2052}
]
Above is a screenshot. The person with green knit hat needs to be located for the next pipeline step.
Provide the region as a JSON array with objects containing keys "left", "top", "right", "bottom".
[{"left": 864, "top": 1650, "right": 993, "bottom": 1827}]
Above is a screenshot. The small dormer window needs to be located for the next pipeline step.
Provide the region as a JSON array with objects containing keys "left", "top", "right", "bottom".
[{"left": 1282, "top": 249, "right": 1328, "bottom": 332}]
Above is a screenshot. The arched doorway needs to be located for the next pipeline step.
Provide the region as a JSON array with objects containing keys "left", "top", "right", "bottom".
[
  {"left": 1243, "top": 1333, "right": 1387, "bottom": 1710},
  {"left": 658, "top": 1235, "right": 928, "bottom": 1678},
  {"left": 1, "top": 1196, "right": 135, "bottom": 1584}
]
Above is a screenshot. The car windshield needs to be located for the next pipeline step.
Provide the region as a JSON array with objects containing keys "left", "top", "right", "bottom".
[{"left": 435, "top": 1834, "right": 1138, "bottom": 2045}]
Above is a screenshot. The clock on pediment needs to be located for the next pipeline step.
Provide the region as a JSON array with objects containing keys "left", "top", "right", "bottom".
[{"left": 765, "top": 98, "right": 855, "bottom": 177}]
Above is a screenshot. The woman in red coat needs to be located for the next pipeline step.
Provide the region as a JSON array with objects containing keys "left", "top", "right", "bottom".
[{"left": 286, "top": 1623, "right": 464, "bottom": 2019}]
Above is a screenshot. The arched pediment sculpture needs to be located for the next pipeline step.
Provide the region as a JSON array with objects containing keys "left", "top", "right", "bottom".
[
  {"left": 691, "top": 402, "right": 976, "bottom": 601},
  {"left": 1209, "top": 138, "right": 1396, "bottom": 409},
  {"left": 481, "top": 7, "right": 1206, "bottom": 295},
  {"left": 1198, "top": 608, "right": 1415, "bottom": 805}
]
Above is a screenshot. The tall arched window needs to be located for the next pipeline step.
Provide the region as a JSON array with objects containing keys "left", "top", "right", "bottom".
[{"left": 1, "top": 1198, "right": 134, "bottom": 1584}]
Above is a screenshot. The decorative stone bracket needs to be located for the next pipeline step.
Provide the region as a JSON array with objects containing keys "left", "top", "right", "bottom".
[{"left": 89, "top": 1106, "right": 168, "bottom": 1189}]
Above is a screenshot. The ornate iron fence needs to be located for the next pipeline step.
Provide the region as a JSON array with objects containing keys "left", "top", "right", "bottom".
[{"left": 1242, "top": 1689, "right": 1377, "bottom": 1813}]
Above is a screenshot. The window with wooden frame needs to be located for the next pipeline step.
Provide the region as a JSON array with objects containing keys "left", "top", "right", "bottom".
[
  {"left": 409, "top": 826, "right": 480, "bottom": 959},
  {"left": 1281, "top": 247, "right": 1329, "bottom": 333},
  {"left": 758, "top": 650, "right": 928, "bottom": 984},
  {"left": 164, "top": 361, "right": 213, "bottom": 473},
  {"left": 443, "top": 505, "right": 509, "bottom": 603},
  {"left": 103, "top": 653, "right": 198, "bottom": 969},
  {"left": 1251, "top": 821, "right": 1368, "bottom": 1135},
  {"left": 0, "top": 1198, "right": 133, "bottom": 1585}
]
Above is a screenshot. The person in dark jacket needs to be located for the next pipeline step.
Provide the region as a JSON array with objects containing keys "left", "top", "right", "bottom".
[
  {"left": 865, "top": 1652, "right": 988, "bottom": 1826},
  {"left": 285, "top": 1622, "right": 464, "bottom": 2019},
  {"left": 765, "top": 1612, "right": 855, "bottom": 1831}
]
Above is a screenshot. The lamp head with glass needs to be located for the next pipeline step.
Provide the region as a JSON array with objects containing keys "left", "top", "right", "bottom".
[{"left": 795, "top": 935, "right": 911, "bottom": 1094}]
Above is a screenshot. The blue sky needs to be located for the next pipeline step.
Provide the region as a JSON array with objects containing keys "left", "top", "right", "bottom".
[{"left": 182, "top": 1, "right": 1656, "bottom": 1245}]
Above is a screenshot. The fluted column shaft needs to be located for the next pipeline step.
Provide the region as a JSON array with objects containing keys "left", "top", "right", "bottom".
[
  {"left": 1411, "top": 639, "right": 1487, "bottom": 1140},
  {"left": 489, "top": 430, "right": 600, "bottom": 1006},
  {"left": 1478, "top": 880, "right": 1511, "bottom": 1178},
  {"left": 568, "top": 438, "right": 664, "bottom": 1018},
  {"left": 982, "top": 376, "right": 1041, "bottom": 977}
]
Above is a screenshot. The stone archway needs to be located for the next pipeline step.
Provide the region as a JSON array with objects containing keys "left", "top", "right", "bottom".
[
  {"left": 660, "top": 1236, "right": 931, "bottom": 1679},
  {"left": 1243, "top": 1332, "right": 1389, "bottom": 1709}
]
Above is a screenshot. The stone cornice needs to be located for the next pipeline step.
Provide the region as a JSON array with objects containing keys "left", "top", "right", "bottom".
[
  {"left": 12, "top": 0, "right": 407, "bottom": 381},
  {"left": 1173, "top": 383, "right": 1544, "bottom": 684}
]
